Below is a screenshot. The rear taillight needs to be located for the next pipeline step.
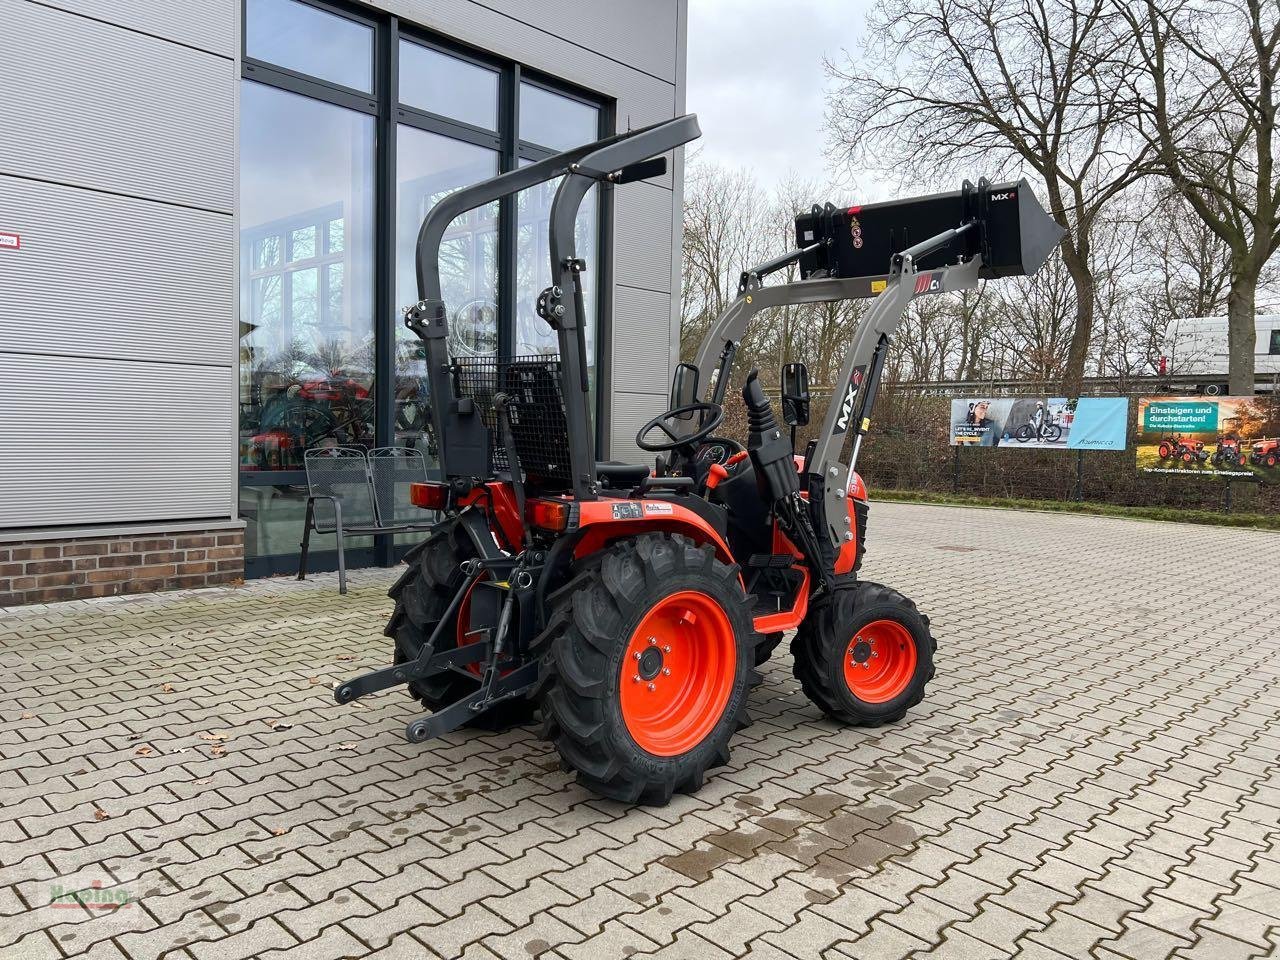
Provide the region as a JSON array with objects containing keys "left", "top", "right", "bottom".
[
  {"left": 526, "top": 498, "right": 570, "bottom": 533},
  {"left": 408, "top": 482, "right": 449, "bottom": 510}
]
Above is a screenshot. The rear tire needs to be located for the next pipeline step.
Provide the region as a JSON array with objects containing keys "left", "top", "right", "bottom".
[
  {"left": 535, "top": 533, "right": 759, "bottom": 804},
  {"left": 792, "top": 581, "right": 934, "bottom": 726},
  {"left": 386, "top": 520, "right": 533, "bottom": 728}
]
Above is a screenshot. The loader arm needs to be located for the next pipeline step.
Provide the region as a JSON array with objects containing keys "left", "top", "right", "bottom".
[{"left": 690, "top": 226, "right": 983, "bottom": 574}]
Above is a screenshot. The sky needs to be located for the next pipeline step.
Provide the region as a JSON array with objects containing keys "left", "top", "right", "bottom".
[{"left": 685, "top": 0, "right": 876, "bottom": 194}]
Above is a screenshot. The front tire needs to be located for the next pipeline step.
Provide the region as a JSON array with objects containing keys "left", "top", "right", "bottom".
[
  {"left": 536, "top": 534, "right": 759, "bottom": 804},
  {"left": 792, "top": 581, "right": 934, "bottom": 726}
]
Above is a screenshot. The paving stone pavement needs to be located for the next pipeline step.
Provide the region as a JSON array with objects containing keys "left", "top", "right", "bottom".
[{"left": 2, "top": 502, "right": 1279, "bottom": 960}]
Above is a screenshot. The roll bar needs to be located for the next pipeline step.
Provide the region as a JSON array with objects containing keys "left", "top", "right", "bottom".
[{"left": 405, "top": 114, "right": 702, "bottom": 496}]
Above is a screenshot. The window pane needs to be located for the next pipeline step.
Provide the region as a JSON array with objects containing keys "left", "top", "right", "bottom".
[
  {"left": 289, "top": 225, "right": 316, "bottom": 262},
  {"left": 519, "top": 83, "right": 599, "bottom": 150},
  {"left": 399, "top": 41, "right": 498, "bottom": 130},
  {"left": 1270, "top": 329, "right": 1280, "bottom": 355},
  {"left": 516, "top": 166, "right": 599, "bottom": 414},
  {"left": 245, "top": 0, "right": 373, "bottom": 93},
  {"left": 239, "top": 79, "right": 375, "bottom": 489},
  {"left": 395, "top": 126, "right": 499, "bottom": 461}
]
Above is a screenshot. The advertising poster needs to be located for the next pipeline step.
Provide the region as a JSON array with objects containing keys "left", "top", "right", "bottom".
[
  {"left": 1136, "top": 396, "right": 1280, "bottom": 481},
  {"left": 949, "top": 397, "right": 1129, "bottom": 450}
]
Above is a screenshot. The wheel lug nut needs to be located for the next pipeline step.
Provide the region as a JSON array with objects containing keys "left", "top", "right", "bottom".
[
  {"left": 647, "top": 683, "right": 655, "bottom": 691},
  {"left": 633, "top": 674, "right": 641, "bottom": 682},
  {"left": 648, "top": 637, "right": 657, "bottom": 646},
  {"left": 634, "top": 652, "right": 642, "bottom": 660},
  {"left": 662, "top": 668, "right": 671, "bottom": 676},
  {"left": 663, "top": 645, "right": 671, "bottom": 653}
]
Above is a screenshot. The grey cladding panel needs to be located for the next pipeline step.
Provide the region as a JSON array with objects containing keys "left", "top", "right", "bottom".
[
  {"left": 610, "top": 391, "right": 670, "bottom": 465},
  {"left": 613, "top": 181, "right": 675, "bottom": 293},
  {"left": 0, "top": 354, "right": 233, "bottom": 528},
  {"left": 34, "top": 0, "right": 237, "bottom": 57},
  {"left": 0, "top": 0, "right": 234, "bottom": 211},
  {"left": 476, "top": 0, "right": 679, "bottom": 82},
  {"left": 612, "top": 286, "right": 673, "bottom": 392},
  {"left": 0, "top": 176, "right": 234, "bottom": 367}
]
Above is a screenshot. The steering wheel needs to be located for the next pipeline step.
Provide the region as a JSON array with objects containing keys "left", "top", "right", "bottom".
[
  {"left": 636, "top": 402, "right": 725, "bottom": 453},
  {"left": 696, "top": 437, "right": 746, "bottom": 465}
]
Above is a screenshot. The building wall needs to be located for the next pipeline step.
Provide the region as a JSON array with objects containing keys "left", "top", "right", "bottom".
[{"left": 0, "top": 0, "right": 686, "bottom": 603}]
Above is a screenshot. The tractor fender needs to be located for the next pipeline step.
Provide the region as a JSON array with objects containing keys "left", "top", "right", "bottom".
[{"left": 570, "top": 498, "right": 737, "bottom": 569}]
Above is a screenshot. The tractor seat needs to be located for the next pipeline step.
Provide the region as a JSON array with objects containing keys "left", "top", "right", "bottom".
[{"left": 596, "top": 461, "right": 650, "bottom": 489}]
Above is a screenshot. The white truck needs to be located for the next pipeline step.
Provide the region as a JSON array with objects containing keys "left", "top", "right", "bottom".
[{"left": 1161, "top": 315, "right": 1280, "bottom": 394}]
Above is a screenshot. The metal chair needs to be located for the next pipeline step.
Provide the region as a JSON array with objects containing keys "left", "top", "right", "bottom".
[{"left": 299, "top": 446, "right": 435, "bottom": 594}]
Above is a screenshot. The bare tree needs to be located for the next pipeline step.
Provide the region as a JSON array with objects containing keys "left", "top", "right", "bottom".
[
  {"left": 990, "top": 254, "right": 1078, "bottom": 380},
  {"left": 825, "top": 0, "right": 1148, "bottom": 394},
  {"left": 1116, "top": 0, "right": 1280, "bottom": 392}
]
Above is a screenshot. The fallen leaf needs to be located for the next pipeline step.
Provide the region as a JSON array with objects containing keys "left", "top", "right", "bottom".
[
  {"left": 273, "top": 828, "right": 288, "bottom": 837},
  {"left": 20, "top": 712, "right": 33, "bottom": 720},
  {"left": 135, "top": 746, "right": 154, "bottom": 757},
  {"left": 307, "top": 677, "right": 320, "bottom": 685},
  {"left": 210, "top": 745, "right": 226, "bottom": 758},
  {"left": 198, "top": 732, "right": 228, "bottom": 742},
  {"left": 94, "top": 808, "right": 109, "bottom": 821},
  {"left": 192, "top": 778, "right": 212, "bottom": 785},
  {"left": 266, "top": 719, "right": 294, "bottom": 731},
  {"left": 336, "top": 654, "right": 357, "bottom": 661},
  {"left": 335, "top": 742, "right": 358, "bottom": 751},
  {"left": 161, "top": 683, "right": 175, "bottom": 693}
]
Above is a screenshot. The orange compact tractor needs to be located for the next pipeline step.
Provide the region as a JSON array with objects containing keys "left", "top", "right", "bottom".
[{"left": 335, "top": 115, "right": 1064, "bottom": 802}]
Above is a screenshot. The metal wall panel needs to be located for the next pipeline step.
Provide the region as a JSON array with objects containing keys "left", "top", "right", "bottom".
[
  {"left": 611, "top": 286, "right": 674, "bottom": 393},
  {"left": 609, "top": 390, "right": 672, "bottom": 464},
  {"left": 0, "top": 0, "right": 235, "bottom": 212},
  {"left": 613, "top": 181, "right": 676, "bottom": 294},
  {"left": 33, "top": 0, "right": 237, "bottom": 58},
  {"left": 0, "top": 176, "right": 235, "bottom": 367},
  {"left": 0, "top": 355, "right": 234, "bottom": 528},
  {"left": 475, "top": 0, "right": 680, "bottom": 82}
]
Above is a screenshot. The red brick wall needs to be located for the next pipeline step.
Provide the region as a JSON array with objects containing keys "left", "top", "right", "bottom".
[{"left": 0, "top": 529, "right": 243, "bottom": 606}]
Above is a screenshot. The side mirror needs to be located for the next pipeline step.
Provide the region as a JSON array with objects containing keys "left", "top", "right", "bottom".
[
  {"left": 781, "top": 362, "right": 810, "bottom": 427},
  {"left": 670, "top": 362, "right": 699, "bottom": 420}
]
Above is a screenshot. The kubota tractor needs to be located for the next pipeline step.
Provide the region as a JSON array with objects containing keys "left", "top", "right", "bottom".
[
  {"left": 1158, "top": 435, "right": 1208, "bottom": 464},
  {"left": 1252, "top": 437, "right": 1279, "bottom": 469},
  {"left": 335, "top": 115, "right": 1064, "bottom": 803},
  {"left": 1211, "top": 434, "right": 1247, "bottom": 469}
]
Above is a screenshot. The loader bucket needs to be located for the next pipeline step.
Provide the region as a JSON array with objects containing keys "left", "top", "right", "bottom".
[{"left": 795, "top": 177, "right": 1065, "bottom": 281}]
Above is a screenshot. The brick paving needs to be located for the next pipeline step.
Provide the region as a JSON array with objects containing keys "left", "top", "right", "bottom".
[{"left": 1, "top": 502, "right": 1278, "bottom": 960}]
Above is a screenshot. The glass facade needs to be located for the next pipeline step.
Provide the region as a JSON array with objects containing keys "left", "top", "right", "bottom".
[{"left": 238, "top": 0, "right": 606, "bottom": 576}]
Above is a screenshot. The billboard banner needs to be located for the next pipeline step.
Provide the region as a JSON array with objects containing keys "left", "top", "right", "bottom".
[
  {"left": 1136, "top": 396, "right": 1280, "bottom": 481},
  {"left": 949, "top": 396, "right": 1129, "bottom": 450}
]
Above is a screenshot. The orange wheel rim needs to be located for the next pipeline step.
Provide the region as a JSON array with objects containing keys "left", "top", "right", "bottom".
[
  {"left": 619, "top": 591, "right": 736, "bottom": 757},
  {"left": 843, "top": 619, "right": 917, "bottom": 703}
]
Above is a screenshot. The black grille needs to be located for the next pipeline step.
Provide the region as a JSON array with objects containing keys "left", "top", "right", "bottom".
[{"left": 452, "top": 355, "right": 572, "bottom": 487}]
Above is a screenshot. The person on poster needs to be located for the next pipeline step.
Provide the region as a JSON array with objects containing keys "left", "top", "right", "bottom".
[{"left": 972, "top": 400, "right": 999, "bottom": 446}]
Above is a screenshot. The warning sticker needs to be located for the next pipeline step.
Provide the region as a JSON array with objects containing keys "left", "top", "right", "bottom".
[
  {"left": 0, "top": 232, "right": 19, "bottom": 250},
  {"left": 643, "top": 502, "right": 673, "bottom": 515}
]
